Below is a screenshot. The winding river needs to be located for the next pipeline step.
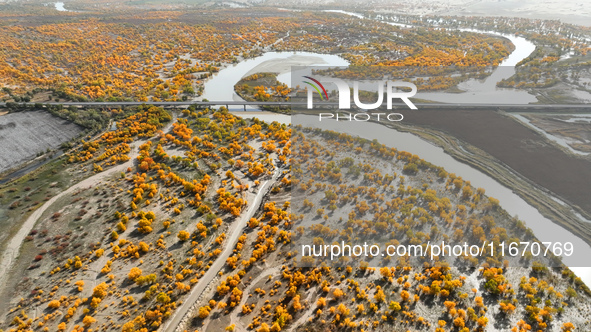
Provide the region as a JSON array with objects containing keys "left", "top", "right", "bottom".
[
  {"left": 199, "top": 51, "right": 348, "bottom": 110},
  {"left": 328, "top": 10, "right": 538, "bottom": 104},
  {"left": 201, "top": 11, "right": 591, "bottom": 285}
]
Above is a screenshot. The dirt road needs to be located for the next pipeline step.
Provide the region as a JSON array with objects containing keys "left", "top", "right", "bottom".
[
  {"left": 0, "top": 115, "right": 177, "bottom": 292},
  {"left": 160, "top": 165, "right": 281, "bottom": 332}
]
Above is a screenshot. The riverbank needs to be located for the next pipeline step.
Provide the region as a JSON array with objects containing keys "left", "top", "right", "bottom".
[
  {"left": 399, "top": 109, "right": 591, "bottom": 221},
  {"left": 402, "top": 115, "right": 591, "bottom": 230}
]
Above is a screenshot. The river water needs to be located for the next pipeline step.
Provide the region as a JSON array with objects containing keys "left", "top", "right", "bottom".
[
  {"left": 199, "top": 52, "right": 348, "bottom": 110},
  {"left": 325, "top": 10, "right": 538, "bottom": 104},
  {"left": 198, "top": 10, "right": 591, "bottom": 285}
]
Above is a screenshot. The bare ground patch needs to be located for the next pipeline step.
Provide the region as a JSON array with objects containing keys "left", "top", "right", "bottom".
[{"left": 0, "top": 111, "right": 84, "bottom": 173}]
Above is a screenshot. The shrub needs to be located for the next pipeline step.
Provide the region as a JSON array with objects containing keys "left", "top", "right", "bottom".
[
  {"left": 47, "top": 300, "right": 60, "bottom": 309},
  {"left": 128, "top": 267, "right": 142, "bottom": 281},
  {"left": 177, "top": 230, "right": 190, "bottom": 241}
]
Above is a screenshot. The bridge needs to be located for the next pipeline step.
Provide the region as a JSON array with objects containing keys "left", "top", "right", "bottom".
[{"left": 1, "top": 101, "right": 590, "bottom": 112}]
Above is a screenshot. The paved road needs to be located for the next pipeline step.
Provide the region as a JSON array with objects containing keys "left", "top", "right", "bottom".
[{"left": 160, "top": 165, "right": 282, "bottom": 332}]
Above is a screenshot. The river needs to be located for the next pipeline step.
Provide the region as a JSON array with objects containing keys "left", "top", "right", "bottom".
[
  {"left": 200, "top": 10, "right": 591, "bottom": 285},
  {"left": 199, "top": 51, "right": 348, "bottom": 111},
  {"left": 201, "top": 10, "right": 539, "bottom": 107},
  {"left": 325, "top": 9, "right": 538, "bottom": 104}
]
